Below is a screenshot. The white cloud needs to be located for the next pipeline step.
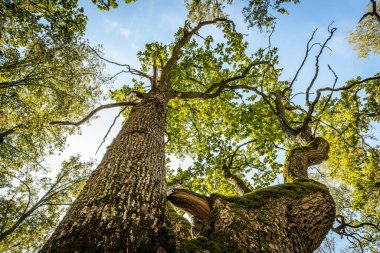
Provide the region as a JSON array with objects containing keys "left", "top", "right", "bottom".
[{"left": 104, "top": 18, "right": 131, "bottom": 40}]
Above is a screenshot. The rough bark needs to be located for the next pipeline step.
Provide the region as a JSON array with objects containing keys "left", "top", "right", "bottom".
[
  {"left": 169, "top": 135, "right": 335, "bottom": 252},
  {"left": 283, "top": 137, "right": 330, "bottom": 182},
  {"left": 209, "top": 180, "right": 335, "bottom": 253},
  {"left": 222, "top": 164, "right": 251, "bottom": 195},
  {"left": 41, "top": 91, "right": 169, "bottom": 253},
  {"left": 169, "top": 180, "right": 335, "bottom": 253}
]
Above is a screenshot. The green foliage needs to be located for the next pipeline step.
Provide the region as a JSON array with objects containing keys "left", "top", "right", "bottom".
[
  {"left": 0, "top": 155, "right": 93, "bottom": 252},
  {"left": 185, "top": 0, "right": 300, "bottom": 29},
  {"left": 349, "top": 0, "right": 380, "bottom": 58},
  {"left": 0, "top": 0, "right": 106, "bottom": 249},
  {"left": 92, "top": 0, "right": 136, "bottom": 11}
]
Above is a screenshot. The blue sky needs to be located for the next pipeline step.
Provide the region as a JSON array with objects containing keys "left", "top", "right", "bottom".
[
  {"left": 52, "top": 0, "right": 379, "bottom": 251},
  {"left": 66, "top": 0, "right": 379, "bottom": 159}
]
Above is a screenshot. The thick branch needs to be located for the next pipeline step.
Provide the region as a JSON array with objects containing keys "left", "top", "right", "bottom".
[
  {"left": 222, "top": 165, "right": 251, "bottom": 195},
  {"left": 160, "top": 18, "right": 234, "bottom": 87},
  {"left": 167, "top": 189, "right": 210, "bottom": 222},
  {"left": 283, "top": 137, "right": 330, "bottom": 182},
  {"left": 50, "top": 102, "right": 137, "bottom": 126}
]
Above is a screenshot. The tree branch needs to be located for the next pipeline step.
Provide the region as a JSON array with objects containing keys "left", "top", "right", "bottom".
[
  {"left": 160, "top": 18, "right": 235, "bottom": 87},
  {"left": 89, "top": 46, "right": 152, "bottom": 80},
  {"left": 95, "top": 106, "right": 128, "bottom": 154},
  {"left": 286, "top": 28, "right": 318, "bottom": 93},
  {"left": 359, "top": 0, "right": 380, "bottom": 22},
  {"left": 50, "top": 102, "right": 137, "bottom": 126},
  {"left": 170, "top": 60, "right": 272, "bottom": 100},
  {"left": 306, "top": 24, "right": 337, "bottom": 106}
]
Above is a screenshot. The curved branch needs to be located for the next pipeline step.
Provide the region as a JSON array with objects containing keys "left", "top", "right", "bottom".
[
  {"left": 283, "top": 137, "right": 330, "bottom": 182},
  {"left": 167, "top": 189, "right": 210, "bottom": 222},
  {"left": 49, "top": 102, "right": 137, "bottom": 126}
]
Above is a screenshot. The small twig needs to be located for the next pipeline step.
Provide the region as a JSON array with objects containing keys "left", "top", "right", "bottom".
[
  {"left": 96, "top": 106, "right": 128, "bottom": 154},
  {"left": 306, "top": 23, "right": 337, "bottom": 106},
  {"left": 313, "top": 65, "right": 338, "bottom": 135}
]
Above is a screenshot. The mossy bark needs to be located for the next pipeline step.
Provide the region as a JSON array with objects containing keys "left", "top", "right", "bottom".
[
  {"left": 172, "top": 180, "right": 335, "bottom": 253},
  {"left": 41, "top": 91, "right": 169, "bottom": 252},
  {"left": 209, "top": 180, "right": 335, "bottom": 252}
]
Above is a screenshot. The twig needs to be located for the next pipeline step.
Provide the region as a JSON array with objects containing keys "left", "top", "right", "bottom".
[
  {"left": 95, "top": 107, "right": 128, "bottom": 154},
  {"left": 50, "top": 102, "right": 137, "bottom": 126}
]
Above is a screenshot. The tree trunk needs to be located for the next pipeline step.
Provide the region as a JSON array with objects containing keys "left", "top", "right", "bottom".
[{"left": 41, "top": 91, "right": 169, "bottom": 252}]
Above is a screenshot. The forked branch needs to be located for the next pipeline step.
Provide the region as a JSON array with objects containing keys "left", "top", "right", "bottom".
[
  {"left": 89, "top": 46, "right": 152, "bottom": 80},
  {"left": 160, "top": 18, "right": 235, "bottom": 86}
]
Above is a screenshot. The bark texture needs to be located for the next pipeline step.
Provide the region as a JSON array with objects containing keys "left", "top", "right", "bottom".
[
  {"left": 222, "top": 164, "right": 251, "bottom": 195},
  {"left": 41, "top": 91, "right": 169, "bottom": 253},
  {"left": 283, "top": 137, "right": 330, "bottom": 182},
  {"left": 170, "top": 180, "right": 335, "bottom": 253},
  {"left": 169, "top": 135, "right": 335, "bottom": 253},
  {"left": 209, "top": 180, "right": 335, "bottom": 253}
]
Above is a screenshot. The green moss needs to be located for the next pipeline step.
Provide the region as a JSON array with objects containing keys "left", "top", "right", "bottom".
[
  {"left": 180, "top": 236, "right": 240, "bottom": 253},
  {"left": 215, "top": 179, "right": 328, "bottom": 210}
]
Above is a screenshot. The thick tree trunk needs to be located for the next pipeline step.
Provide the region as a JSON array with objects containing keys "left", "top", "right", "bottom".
[{"left": 41, "top": 91, "right": 169, "bottom": 252}]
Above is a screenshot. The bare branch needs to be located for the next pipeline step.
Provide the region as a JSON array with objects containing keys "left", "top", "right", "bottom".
[
  {"left": 50, "top": 102, "right": 137, "bottom": 127},
  {"left": 95, "top": 106, "right": 128, "bottom": 154},
  {"left": 286, "top": 28, "right": 318, "bottom": 93},
  {"left": 318, "top": 75, "right": 380, "bottom": 93},
  {"left": 306, "top": 24, "right": 337, "bottom": 105},
  {"left": 89, "top": 46, "right": 152, "bottom": 80}
]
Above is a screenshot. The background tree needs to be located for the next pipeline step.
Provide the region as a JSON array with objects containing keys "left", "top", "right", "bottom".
[
  {"left": 0, "top": 0, "right": 106, "bottom": 250},
  {"left": 349, "top": 0, "right": 380, "bottom": 58}
]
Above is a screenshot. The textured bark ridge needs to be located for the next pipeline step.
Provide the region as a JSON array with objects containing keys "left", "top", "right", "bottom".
[
  {"left": 41, "top": 92, "right": 168, "bottom": 252},
  {"left": 170, "top": 180, "right": 335, "bottom": 253},
  {"left": 283, "top": 137, "right": 330, "bottom": 182}
]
